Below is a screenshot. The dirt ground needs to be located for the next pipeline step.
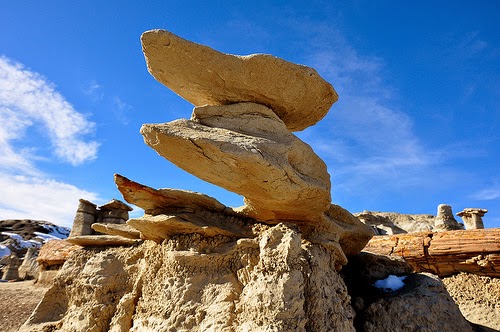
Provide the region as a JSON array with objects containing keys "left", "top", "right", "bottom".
[
  {"left": 0, "top": 274, "right": 497, "bottom": 332},
  {"left": 443, "top": 273, "right": 500, "bottom": 332},
  {"left": 0, "top": 280, "right": 48, "bottom": 332}
]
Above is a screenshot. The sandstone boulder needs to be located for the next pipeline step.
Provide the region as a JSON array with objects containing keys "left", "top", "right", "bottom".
[
  {"left": 141, "top": 103, "right": 331, "bottom": 222},
  {"left": 66, "top": 235, "right": 140, "bottom": 247},
  {"left": 141, "top": 29, "right": 337, "bottom": 132},
  {"left": 91, "top": 223, "right": 141, "bottom": 239},
  {"left": 342, "top": 253, "right": 475, "bottom": 332},
  {"left": 114, "top": 173, "right": 227, "bottom": 215},
  {"left": 37, "top": 239, "right": 80, "bottom": 267}
]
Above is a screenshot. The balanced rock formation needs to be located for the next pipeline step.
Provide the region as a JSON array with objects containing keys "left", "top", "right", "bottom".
[
  {"left": 22, "top": 29, "right": 382, "bottom": 331},
  {"left": 68, "top": 198, "right": 134, "bottom": 246},
  {"left": 141, "top": 29, "right": 337, "bottom": 132},
  {"left": 457, "top": 208, "right": 487, "bottom": 230}
]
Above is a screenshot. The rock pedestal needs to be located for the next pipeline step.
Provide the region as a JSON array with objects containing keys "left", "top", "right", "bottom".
[
  {"left": 2, "top": 253, "right": 19, "bottom": 280},
  {"left": 18, "top": 247, "right": 39, "bottom": 280},
  {"left": 21, "top": 224, "right": 356, "bottom": 332},
  {"left": 456, "top": 208, "right": 487, "bottom": 230},
  {"left": 433, "top": 204, "right": 463, "bottom": 232},
  {"left": 68, "top": 199, "right": 96, "bottom": 237}
]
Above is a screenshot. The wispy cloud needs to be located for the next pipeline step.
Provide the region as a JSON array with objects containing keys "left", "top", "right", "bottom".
[
  {"left": 82, "top": 79, "right": 104, "bottom": 101},
  {"left": 0, "top": 56, "right": 100, "bottom": 165},
  {"left": 285, "top": 22, "right": 439, "bottom": 195},
  {"left": 0, "top": 56, "right": 101, "bottom": 226},
  {"left": 470, "top": 188, "right": 500, "bottom": 201},
  {"left": 113, "top": 96, "right": 133, "bottom": 125},
  {"left": 0, "top": 174, "right": 99, "bottom": 228}
]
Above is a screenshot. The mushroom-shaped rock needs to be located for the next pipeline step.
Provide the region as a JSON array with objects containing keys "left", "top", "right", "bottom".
[
  {"left": 140, "top": 103, "right": 331, "bottom": 222},
  {"left": 141, "top": 29, "right": 338, "bottom": 132}
]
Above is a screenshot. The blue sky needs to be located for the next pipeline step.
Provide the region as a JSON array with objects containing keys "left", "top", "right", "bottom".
[{"left": 0, "top": 1, "right": 498, "bottom": 228}]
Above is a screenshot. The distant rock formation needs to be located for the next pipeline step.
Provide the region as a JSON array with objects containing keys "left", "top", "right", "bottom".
[
  {"left": 354, "top": 211, "right": 435, "bottom": 234},
  {"left": 457, "top": 208, "right": 487, "bottom": 230},
  {"left": 433, "top": 204, "right": 463, "bottom": 232},
  {"left": 0, "top": 219, "right": 70, "bottom": 281}
]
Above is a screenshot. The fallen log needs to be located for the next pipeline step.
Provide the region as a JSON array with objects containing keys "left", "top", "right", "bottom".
[{"left": 362, "top": 228, "right": 500, "bottom": 277}]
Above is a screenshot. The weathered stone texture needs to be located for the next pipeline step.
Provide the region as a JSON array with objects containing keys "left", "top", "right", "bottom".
[
  {"left": 141, "top": 29, "right": 338, "bottom": 132},
  {"left": 21, "top": 224, "right": 355, "bottom": 332},
  {"left": 363, "top": 228, "right": 500, "bottom": 277},
  {"left": 141, "top": 103, "right": 331, "bottom": 222}
]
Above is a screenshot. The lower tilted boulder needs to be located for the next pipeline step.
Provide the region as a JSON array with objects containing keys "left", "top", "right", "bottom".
[{"left": 141, "top": 102, "right": 332, "bottom": 223}]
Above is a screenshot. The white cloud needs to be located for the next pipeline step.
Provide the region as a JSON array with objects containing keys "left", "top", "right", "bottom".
[
  {"left": 113, "top": 96, "right": 133, "bottom": 125},
  {"left": 289, "top": 23, "right": 437, "bottom": 194},
  {"left": 0, "top": 56, "right": 99, "bottom": 166},
  {"left": 0, "top": 56, "right": 102, "bottom": 227},
  {"left": 0, "top": 174, "right": 99, "bottom": 228},
  {"left": 470, "top": 188, "right": 500, "bottom": 201}
]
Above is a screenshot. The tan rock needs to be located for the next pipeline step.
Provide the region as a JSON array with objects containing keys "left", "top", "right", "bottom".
[
  {"left": 68, "top": 199, "right": 96, "bottom": 237},
  {"left": 434, "top": 204, "right": 463, "bottom": 231},
  {"left": 141, "top": 29, "right": 338, "bottom": 132},
  {"left": 18, "top": 247, "right": 39, "bottom": 280},
  {"left": 127, "top": 213, "right": 256, "bottom": 242},
  {"left": 66, "top": 235, "right": 141, "bottom": 247},
  {"left": 141, "top": 103, "right": 331, "bottom": 222},
  {"left": 114, "top": 173, "right": 227, "bottom": 215},
  {"left": 21, "top": 224, "right": 355, "bottom": 332},
  {"left": 91, "top": 223, "right": 141, "bottom": 239},
  {"left": 37, "top": 239, "right": 80, "bottom": 267},
  {"left": 325, "top": 204, "right": 374, "bottom": 257},
  {"left": 456, "top": 208, "right": 487, "bottom": 230},
  {"left": 443, "top": 272, "right": 500, "bottom": 331}
]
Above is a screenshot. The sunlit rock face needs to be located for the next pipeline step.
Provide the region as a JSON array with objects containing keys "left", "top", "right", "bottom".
[
  {"left": 141, "top": 29, "right": 338, "bottom": 132},
  {"left": 26, "top": 29, "right": 384, "bottom": 332}
]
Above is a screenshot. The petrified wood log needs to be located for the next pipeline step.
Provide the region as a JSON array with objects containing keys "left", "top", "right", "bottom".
[{"left": 363, "top": 228, "right": 500, "bottom": 277}]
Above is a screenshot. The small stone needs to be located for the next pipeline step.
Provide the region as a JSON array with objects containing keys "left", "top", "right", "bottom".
[
  {"left": 66, "top": 235, "right": 140, "bottom": 247},
  {"left": 91, "top": 223, "right": 141, "bottom": 239}
]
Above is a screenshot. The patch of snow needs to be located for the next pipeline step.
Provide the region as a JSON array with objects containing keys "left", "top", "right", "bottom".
[
  {"left": 42, "top": 224, "right": 70, "bottom": 239},
  {"left": 1, "top": 232, "right": 42, "bottom": 249},
  {"left": 0, "top": 245, "right": 11, "bottom": 259},
  {"left": 33, "top": 231, "right": 61, "bottom": 242},
  {"left": 374, "top": 275, "right": 407, "bottom": 292},
  {"left": 1, "top": 232, "right": 23, "bottom": 241}
]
